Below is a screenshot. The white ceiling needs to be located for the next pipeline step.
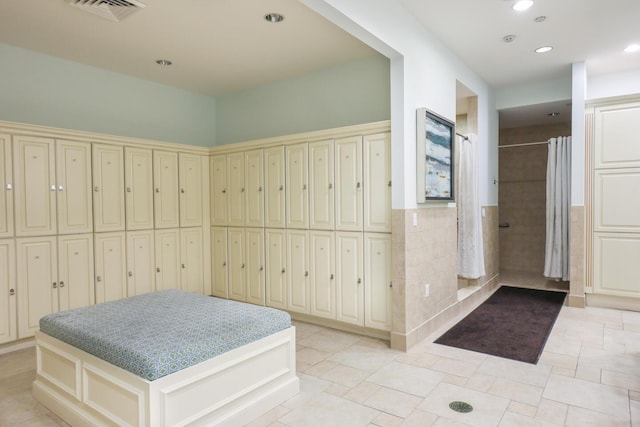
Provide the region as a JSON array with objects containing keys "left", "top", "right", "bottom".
[{"left": 1, "top": 0, "right": 639, "bottom": 127}]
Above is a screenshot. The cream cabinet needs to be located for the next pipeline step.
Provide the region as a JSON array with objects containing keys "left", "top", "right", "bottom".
[
  {"left": 210, "top": 226, "right": 228, "bottom": 298},
  {"left": 180, "top": 227, "right": 204, "bottom": 294},
  {"left": 264, "top": 147, "right": 286, "bottom": 228},
  {"left": 335, "top": 136, "right": 363, "bottom": 231},
  {"left": 125, "top": 147, "right": 154, "bottom": 231},
  {"left": 246, "top": 228, "right": 265, "bottom": 305},
  {"left": 363, "top": 133, "right": 391, "bottom": 232},
  {"left": 245, "top": 149, "right": 264, "bottom": 228},
  {"left": 336, "top": 231, "right": 364, "bottom": 326},
  {"left": 179, "top": 153, "right": 204, "bottom": 228},
  {"left": 287, "top": 229, "right": 310, "bottom": 314},
  {"left": 0, "top": 239, "right": 16, "bottom": 344},
  {"left": 286, "top": 143, "right": 309, "bottom": 229},
  {"left": 57, "top": 234, "right": 94, "bottom": 311},
  {"left": 265, "top": 228, "right": 287, "bottom": 309},
  {"left": 364, "top": 233, "right": 392, "bottom": 331},
  {"left": 126, "top": 230, "right": 156, "bottom": 296},
  {"left": 210, "top": 154, "right": 228, "bottom": 226},
  {"left": 309, "top": 230, "right": 335, "bottom": 320},
  {"left": 93, "top": 144, "right": 126, "bottom": 232},
  {"left": 309, "top": 140, "right": 335, "bottom": 230},
  {"left": 227, "top": 227, "right": 246, "bottom": 301},
  {"left": 154, "top": 228, "right": 181, "bottom": 291},
  {"left": 0, "top": 135, "right": 13, "bottom": 238},
  {"left": 94, "top": 232, "right": 127, "bottom": 303},
  {"left": 56, "top": 140, "right": 93, "bottom": 235},
  {"left": 13, "top": 136, "right": 56, "bottom": 236},
  {"left": 227, "top": 152, "right": 245, "bottom": 227},
  {"left": 153, "top": 150, "right": 180, "bottom": 229}
]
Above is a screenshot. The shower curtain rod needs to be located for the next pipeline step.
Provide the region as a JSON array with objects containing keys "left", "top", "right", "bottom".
[
  {"left": 456, "top": 132, "right": 469, "bottom": 141},
  {"left": 498, "top": 141, "right": 547, "bottom": 148}
]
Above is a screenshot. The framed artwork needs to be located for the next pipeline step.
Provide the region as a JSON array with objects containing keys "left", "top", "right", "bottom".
[{"left": 416, "top": 107, "right": 455, "bottom": 202}]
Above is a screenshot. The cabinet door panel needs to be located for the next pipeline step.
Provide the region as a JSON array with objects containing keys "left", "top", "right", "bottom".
[
  {"left": 364, "top": 133, "right": 391, "bottom": 232},
  {"left": 127, "top": 230, "right": 156, "bottom": 296},
  {"left": 246, "top": 228, "right": 265, "bottom": 305},
  {"left": 180, "top": 228, "right": 204, "bottom": 294},
  {"left": 210, "top": 155, "right": 228, "bottom": 226},
  {"left": 94, "top": 232, "right": 127, "bottom": 303},
  {"left": 155, "top": 229, "right": 181, "bottom": 291},
  {"left": 179, "top": 154, "right": 203, "bottom": 227},
  {"left": 58, "top": 234, "right": 94, "bottom": 311},
  {"left": 364, "top": 233, "right": 392, "bottom": 331},
  {"left": 310, "top": 231, "right": 335, "bottom": 319},
  {"left": 309, "top": 140, "right": 335, "bottom": 230},
  {"left": 93, "top": 144, "right": 125, "bottom": 232},
  {"left": 14, "top": 136, "right": 56, "bottom": 236},
  {"left": 17, "top": 237, "right": 57, "bottom": 338},
  {"left": 153, "top": 151, "right": 180, "bottom": 229},
  {"left": 265, "top": 229, "right": 286, "bottom": 309},
  {"left": 336, "top": 232, "right": 364, "bottom": 326},
  {"left": 57, "top": 140, "right": 93, "bottom": 234},
  {"left": 125, "top": 147, "right": 154, "bottom": 230},
  {"left": 0, "top": 239, "right": 16, "bottom": 343},
  {"left": 287, "top": 230, "right": 309, "bottom": 314},
  {"left": 335, "top": 136, "right": 363, "bottom": 231},
  {"left": 0, "top": 135, "right": 14, "bottom": 238},
  {"left": 211, "top": 227, "right": 228, "bottom": 298},
  {"left": 227, "top": 227, "right": 246, "bottom": 301},
  {"left": 264, "top": 147, "right": 285, "bottom": 228},
  {"left": 227, "top": 153, "right": 245, "bottom": 227},
  {"left": 286, "top": 143, "right": 309, "bottom": 229},
  {"left": 245, "top": 150, "right": 264, "bottom": 227}
]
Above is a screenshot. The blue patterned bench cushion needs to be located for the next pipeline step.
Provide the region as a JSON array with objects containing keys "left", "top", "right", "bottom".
[{"left": 39, "top": 290, "right": 291, "bottom": 381}]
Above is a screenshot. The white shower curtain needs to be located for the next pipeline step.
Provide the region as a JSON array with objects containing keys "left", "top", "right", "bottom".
[
  {"left": 457, "top": 133, "right": 486, "bottom": 279},
  {"left": 544, "top": 136, "right": 571, "bottom": 280}
]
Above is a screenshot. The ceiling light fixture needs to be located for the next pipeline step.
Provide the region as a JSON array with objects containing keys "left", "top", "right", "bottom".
[
  {"left": 513, "top": 0, "right": 534, "bottom": 11},
  {"left": 547, "top": 112, "right": 560, "bottom": 117},
  {"left": 264, "top": 13, "right": 284, "bottom": 23},
  {"left": 535, "top": 46, "right": 553, "bottom": 53},
  {"left": 624, "top": 44, "right": 640, "bottom": 53},
  {"left": 155, "top": 59, "right": 172, "bottom": 66}
]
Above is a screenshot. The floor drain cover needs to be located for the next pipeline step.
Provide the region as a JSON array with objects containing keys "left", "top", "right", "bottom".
[{"left": 449, "top": 401, "right": 473, "bottom": 413}]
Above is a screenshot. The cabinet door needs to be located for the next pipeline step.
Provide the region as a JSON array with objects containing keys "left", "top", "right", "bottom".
[
  {"left": 287, "top": 230, "right": 309, "bottom": 314},
  {"left": 309, "top": 231, "right": 335, "bottom": 319},
  {"left": 179, "top": 153, "right": 204, "bottom": 227},
  {"left": 17, "top": 237, "right": 57, "bottom": 338},
  {"left": 0, "top": 135, "right": 14, "bottom": 238},
  {"left": 58, "top": 234, "right": 94, "bottom": 311},
  {"left": 0, "top": 239, "right": 16, "bottom": 344},
  {"left": 364, "top": 133, "right": 391, "bottom": 232},
  {"left": 125, "top": 147, "right": 154, "bottom": 230},
  {"left": 335, "top": 232, "right": 364, "bottom": 326},
  {"left": 13, "top": 136, "right": 56, "bottom": 236},
  {"left": 210, "top": 155, "right": 228, "bottom": 226},
  {"left": 153, "top": 151, "right": 180, "bottom": 229},
  {"left": 364, "top": 233, "right": 392, "bottom": 331},
  {"left": 309, "top": 140, "right": 335, "bottom": 230},
  {"left": 180, "top": 228, "right": 204, "bottom": 294},
  {"left": 56, "top": 140, "right": 93, "bottom": 234},
  {"left": 227, "top": 153, "right": 245, "bottom": 227},
  {"left": 335, "top": 136, "right": 363, "bottom": 231},
  {"left": 155, "top": 228, "right": 181, "bottom": 291},
  {"left": 127, "top": 230, "right": 156, "bottom": 296},
  {"left": 211, "top": 226, "right": 228, "bottom": 298},
  {"left": 245, "top": 149, "right": 264, "bottom": 227},
  {"left": 93, "top": 144, "right": 125, "bottom": 232},
  {"left": 286, "top": 143, "right": 309, "bottom": 229},
  {"left": 246, "top": 228, "right": 265, "bottom": 305},
  {"left": 227, "top": 227, "right": 246, "bottom": 301},
  {"left": 264, "top": 147, "right": 286, "bottom": 228},
  {"left": 265, "top": 229, "right": 287, "bottom": 309},
  {"left": 94, "top": 232, "right": 127, "bottom": 303}
]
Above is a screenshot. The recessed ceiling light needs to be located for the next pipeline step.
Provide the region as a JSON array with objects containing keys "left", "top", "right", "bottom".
[
  {"left": 535, "top": 46, "right": 553, "bottom": 53},
  {"left": 264, "top": 13, "right": 284, "bottom": 23},
  {"left": 513, "top": 0, "right": 534, "bottom": 11},
  {"left": 624, "top": 44, "right": 640, "bottom": 53},
  {"left": 155, "top": 59, "right": 172, "bottom": 66}
]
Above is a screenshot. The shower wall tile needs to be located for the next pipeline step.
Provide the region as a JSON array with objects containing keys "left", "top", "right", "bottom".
[{"left": 569, "top": 206, "right": 586, "bottom": 307}]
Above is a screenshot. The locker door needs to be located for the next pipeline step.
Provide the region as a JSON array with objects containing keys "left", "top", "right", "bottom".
[
  {"left": 210, "top": 155, "right": 228, "bottom": 226},
  {"left": 179, "top": 153, "right": 203, "bottom": 227},
  {"left": 13, "top": 136, "right": 56, "bottom": 236},
  {"left": 265, "top": 229, "right": 287, "bottom": 309},
  {"left": 286, "top": 143, "right": 309, "bottom": 229},
  {"left": 227, "top": 153, "right": 245, "bottom": 227},
  {"left": 93, "top": 144, "right": 125, "bottom": 232},
  {"left": 227, "top": 227, "right": 246, "bottom": 301},
  {"left": 0, "top": 135, "right": 14, "bottom": 238},
  {"left": 58, "top": 234, "right": 94, "bottom": 311},
  {"left": 17, "top": 237, "right": 57, "bottom": 338},
  {"left": 287, "top": 229, "right": 309, "bottom": 314},
  {"left": 264, "top": 147, "right": 285, "bottom": 228},
  {"left": 363, "top": 133, "right": 391, "bottom": 232},
  {"left": 0, "top": 240, "right": 16, "bottom": 343},
  {"left": 56, "top": 140, "right": 93, "bottom": 235},
  {"left": 309, "top": 140, "right": 335, "bottom": 230},
  {"left": 94, "top": 232, "right": 127, "bottom": 303},
  {"left": 309, "top": 231, "right": 335, "bottom": 319},
  {"left": 127, "top": 230, "right": 156, "bottom": 296},
  {"left": 211, "top": 226, "right": 228, "bottom": 298},
  {"left": 180, "top": 228, "right": 204, "bottom": 294},
  {"left": 335, "top": 136, "right": 363, "bottom": 231},
  {"left": 364, "top": 233, "right": 392, "bottom": 331},
  {"left": 125, "top": 147, "right": 154, "bottom": 230},
  {"left": 153, "top": 150, "right": 180, "bottom": 229},
  {"left": 246, "top": 228, "right": 265, "bottom": 305},
  {"left": 245, "top": 149, "right": 264, "bottom": 227},
  {"left": 336, "top": 232, "right": 364, "bottom": 326},
  {"left": 154, "top": 228, "right": 181, "bottom": 291}
]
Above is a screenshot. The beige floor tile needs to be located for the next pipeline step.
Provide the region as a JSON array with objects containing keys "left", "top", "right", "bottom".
[
  {"left": 364, "top": 387, "right": 423, "bottom": 418},
  {"left": 325, "top": 383, "right": 350, "bottom": 397},
  {"left": 395, "top": 352, "right": 439, "bottom": 369},
  {"left": 366, "top": 361, "right": 445, "bottom": 398},
  {"left": 429, "top": 355, "right": 480, "bottom": 378},
  {"left": 477, "top": 356, "right": 552, "bottom": 388},
  {"left": 245, "top": 405, "right": 291, "bottom": 427},
  {"left": 465, "top": 373, "right": 496, "bottom": 392},
  {"left": 488, "top": 377, "right": 543, "bottom": 406},
  {"left": 318, "top": 363, "right": 371, "bottom": 388},
  {"left": 507, "top": 401, "right": 537, "bottom": 417},
  {"left": 574, "top": 363, "right": 601, "bottom": 383},
  {"left": 535, "top": 398, "right": 567, "bottom": 425},
  {"left": 279, "top": 392, "right": 380, "bottom": 427},
  {"left": 579, "top": 346, "right": 640, "bottom": 377},
  {"left": 400, "top": 409, "right": 438, "bottom": 426},
  {"left": 631, "top": 391, "right": 640, "bottom": 401},
  {"left": 371, "top": 411, "right": 404, "bottom": 427},
  {"left": 281, "top": 374, "right": 332, "bottom": 410},
  {"left": 565, "top": 405, "right": 630, "bottom": 427},
  {"left": 601, "top": 369, "right": 640, "bottom": 392},
  {"left": 538, "top": 352, "right": 578, "bottom": 372},
  {"left": 344, "top": 381, "right": 381, "bottom": 404},
  {"left": 421, "top": 343, "right": 487, "bottom": 364},
  {"left": 542, "top": 334, "right": 583, "bottom": 357},
  {"left": 631, "top": 399, "right": 640, "bottom": 426},
  {"left": 296, "top": 347, "right": 331, "bottom": 366},
  {"left": 297, "top": 328, "right": 361, "bottom": 353},
  {"left": 329, "top": 344, "right": 400, "bottom": 372},
  {"left": 499, "top": 411, "right": 556, "bottom": 427}
]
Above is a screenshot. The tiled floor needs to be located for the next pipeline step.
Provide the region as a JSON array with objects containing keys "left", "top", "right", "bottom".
[
  {"left": 499, "top": 270, "right": 570, "bottom": 293},
  {"left": 1, "top": 293, "right": 639, "bottom": 426}
]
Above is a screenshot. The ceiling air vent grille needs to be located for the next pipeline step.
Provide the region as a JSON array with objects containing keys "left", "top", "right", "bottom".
[{"left": 67, "top": 0, "right": 146, "bottom": 22}]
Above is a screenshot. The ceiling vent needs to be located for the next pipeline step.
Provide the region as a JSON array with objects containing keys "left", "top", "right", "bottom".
[{"left": 67, "top": 0, "right": 146, "bottom": 22}]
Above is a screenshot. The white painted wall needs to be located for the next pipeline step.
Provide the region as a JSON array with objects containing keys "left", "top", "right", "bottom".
[
  {"left": 495, "top": 77, "right": 572, "bottom": 110},
  {"left": 572, "top": 63, "right": 587, "bottom": 206},
  {"left": 587, "top": 69, "right": 640, "bottom": 100}
]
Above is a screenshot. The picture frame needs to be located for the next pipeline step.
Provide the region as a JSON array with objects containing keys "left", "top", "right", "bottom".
[{"left": 416, "top": 107, "right": 455, "bottom": 202}]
